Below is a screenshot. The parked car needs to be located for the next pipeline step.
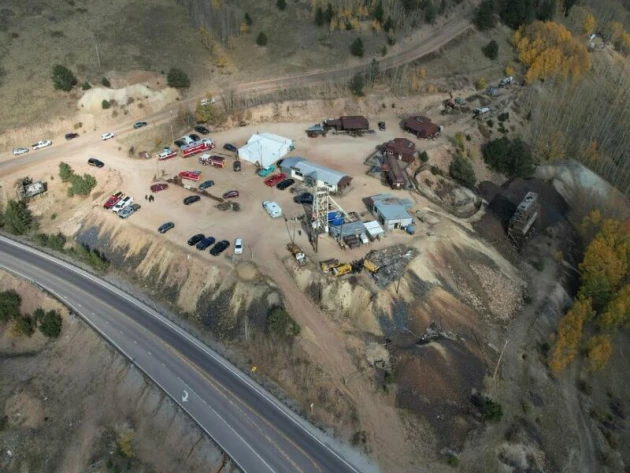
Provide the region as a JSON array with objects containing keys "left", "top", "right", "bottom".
[
  {"left": 276, "top": 178, "right": 295, "bottom": 190},
  {"left": 101, "top": 132, "right": 115, "bottom": 141},
  {"left": 187, "top": 234, "right": 205, "bottom": 246},
  {"left": 196, "top": 236, "right": 216, "bottom": 250},
  {"left": 222, "top": 190, "right": 239, "bottom": 199},
  {"left": 233, "top": 160, "right": 241, "bottom": 172},
  {"left": 65, "top": 132, "right": 80, "bottom": 140},
  {"left": 158, "top": 222, "right": 175, "bottom": 234},
  {"left": 189, "top": 133, "right": 201, "bottom": 142},
  {"left": 119, "top": 203, "right": 141, "bottom": 219},
  {"left": 133, "top": 121, "right": 148, "bottom": 129},
  {"left": 223, "top": 143, "right": 238, "bottom": 153},
  {"left": 199, "top": 180, "right": 215, "bottom": 190},
  {"left": 32, "top": 140, "right": 52, "bottom": 150},
  {"left": 174, "top": 139, "right": 186, "bottom": 148},
  {"left": 210, "top": 240, "right": 230, "bottom": 256},
  {"left": 88, "top": 157, "right": 104, "bottom": 168},
  {"left": 194, "top": 125, "right": 210, "bottom": 135},
  {"left": 181, "top": 136, "right": 194, "bottom": 145},
  {"left": 234, "top": 238, "right": 243, "bottom": 255},
  {"left": 257, "top": 165, "right": 275, "bottom": 177},
  {"left": 263, "top": 201, "right": 282, "bottom": 219},
  {"left": 293, "top": 193, "right": 313, "bottom": 204},
  {"left": 200, "top": 98, "right": 216, "bottom": 106},
  {"left": 12, "top": 147, "right": 29, "bottom": 156},
  {"left": 183, "top": 195, "right": 201, "bottom": 205},
  {"left": 264, "top": 173, "right": 286, "bottom": 187},
  {"left": 112, "top": 196, "right": 133, "bottom": 213},
  {"left": 104, "top": 192, "right": 124, "bottom": 209},
  {"left": 150, "top": 183, "right": 168, "bottom": 192}
]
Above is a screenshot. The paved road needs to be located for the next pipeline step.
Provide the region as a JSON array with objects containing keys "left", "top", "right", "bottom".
[{"left": 0, "top": 236, "right": 374, "bottom": 473}]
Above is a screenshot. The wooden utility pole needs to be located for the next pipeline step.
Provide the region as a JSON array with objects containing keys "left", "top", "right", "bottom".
[{"left": 493, "top": 339, "right": 510, "bottom": 382}]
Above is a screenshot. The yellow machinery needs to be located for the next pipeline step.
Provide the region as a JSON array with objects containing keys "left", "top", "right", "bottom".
[
  {"left": 320, "top": 259, "right": 340, "bottom": 273},
  {"left": 332, "top": 263, "right": 352, "bottom": 277},
  {"left": 363, "top": 259, "right": 380, "bottom": 273}
]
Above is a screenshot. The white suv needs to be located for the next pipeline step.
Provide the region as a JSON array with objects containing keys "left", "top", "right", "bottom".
[
  {"left": 234, "top": 238, "right": 243, "bottom": 255},
  {"left": 101, "top": 132, "right": 115, "bottom": 141},
  {"left": 112, "top": 196, "right": 133, "bottom": 213}
]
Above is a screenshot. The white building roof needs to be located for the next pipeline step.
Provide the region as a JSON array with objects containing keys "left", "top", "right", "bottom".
[
  {"left": 239, "top": 133, "right": 293, "bottom": 168},
  {"left": 364, "top": 220, "right": 385, "bottom": 236},
  {"left": 292, "top": 160, "right": 348, "bottom": 186}
]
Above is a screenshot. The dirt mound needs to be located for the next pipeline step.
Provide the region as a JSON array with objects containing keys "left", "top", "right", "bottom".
[
  {"left": 4, "top": 391, "right": 45, "bottom": 429},
  {"left": 236, "top": 261, "right": 259, "bottom": 281},
  {"left": 78, "top": 84, "right": 178, "bottom": 114}
]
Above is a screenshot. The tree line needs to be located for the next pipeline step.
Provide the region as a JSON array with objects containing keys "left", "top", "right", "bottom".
[{"left": 0, "top": 290, "right": 63, "bottom": 338}]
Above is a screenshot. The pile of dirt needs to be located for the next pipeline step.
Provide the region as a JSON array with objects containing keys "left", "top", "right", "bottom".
[{"left": 77, "top": 84, "right": 178, "bottom": 114}]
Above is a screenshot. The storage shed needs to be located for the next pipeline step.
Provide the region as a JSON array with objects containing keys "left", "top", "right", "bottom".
[
  {"left": 280, "top": 157, "right": 352, "bottom": 193},
  {"left": 364, "top": 220, "right": 385, "bottom": 240},
  {"left": 367, "top": 194, "right": 414, "bottom": 231},
  {"left": 238, "top": 133, "right": 294, "bottom": 168},
  {"left": 383, "top": 154, "right": 407, "bottom": 190},
  {"left": 383, "top": 138, "right": 416, "bottom": 163},
  {"left": 402, "top": 116, "right": 441, "bottom": 139}
]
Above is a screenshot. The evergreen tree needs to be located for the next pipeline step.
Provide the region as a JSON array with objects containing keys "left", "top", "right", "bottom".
[
  {"left": 424, "top": 0, "right": 437, "bottom": 24},
  {"left": 256, "top": 32, "right": 268, "bottom": 46},
  {"left": 276, "top": 0, "right": 286, "bottom": 11},
  {"left": 3, "top": 200, "right": 35, "bottom": 235},
  {"left": 473, "top": 0, "right": 497, "bottom": 31},
  {"left": 374, "top": 0, "right": 384, "bottom": 22},
  {"left": 166, "top": 68, "right": 190, "bottom": 88},
  {"left": 52, "top": 65, "right": 77, "bottom": 91},
  {"left": 315, "top": 7, "right": 324, "bottom": 26},
  {"left": 350, "top": 37, "right": 364, "bottom": 57}
]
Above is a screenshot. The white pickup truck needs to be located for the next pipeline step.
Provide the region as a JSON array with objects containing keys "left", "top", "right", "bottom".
[{"left": 32, "top": 140, "right": 52, "bottom": 150}]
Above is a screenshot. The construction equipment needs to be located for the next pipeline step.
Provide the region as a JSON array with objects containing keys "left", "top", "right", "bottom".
[
  {"left": 332, "top": 263, "right": 352, "bottom": 277},
  {"left": 320, "top": 259, "right": 340, "bottom": 273},
  {"left": 287, "top": 243, "right": 307, "bottom": 265},
  {"left": 363, "top": 259, "right": 380, "bottom": 273}
]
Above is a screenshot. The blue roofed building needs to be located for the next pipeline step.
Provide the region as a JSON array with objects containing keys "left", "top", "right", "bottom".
[{"left": 365, "top": 193, "right": 414, "bottom": 231}]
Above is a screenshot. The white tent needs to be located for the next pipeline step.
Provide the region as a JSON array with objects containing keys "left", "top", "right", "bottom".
[{"left": 238, "top": 133, "right": 294, "bottom": 168}]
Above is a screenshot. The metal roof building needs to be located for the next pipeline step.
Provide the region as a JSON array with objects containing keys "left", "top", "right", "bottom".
[
  {"left": 280, "top": 157, "right": 352, "bottom": 193},
  {"left": 367, "top": 194, "right": 414, "bottom": 231}
]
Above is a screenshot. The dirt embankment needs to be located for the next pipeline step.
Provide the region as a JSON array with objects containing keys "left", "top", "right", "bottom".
[{"left": 0, "top": 270, "right": 237, "bottom": 473}]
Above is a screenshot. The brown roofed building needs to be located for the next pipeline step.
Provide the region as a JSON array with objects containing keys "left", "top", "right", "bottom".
[
  {"left": 383, "top": 138, "right": 416, "bottom": 163},
  {"left": 402, "top": 116, "right": 440, "bottom": 139}
]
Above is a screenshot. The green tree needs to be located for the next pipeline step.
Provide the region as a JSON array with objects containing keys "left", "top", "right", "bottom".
[
  {"left": 276, "top": 0, "right": 286, "bottom": 10},
  {"left": 3, "top": 200, "right": 35, "bottom": 235},
  {"left": 482, "top": 39, "right": 499, "bottom": 60},
  {"left": 424, "top": 0, "right": 437, "bottom": 24},
  {"left": 166, "top": 68, "right": 190, "bottom": 88},
  {"left": 315, "top": 7, "right": 324, "bottom": 26},
  {"left": 350, "top": 73, "right": 365, "bottom": 96},
  {"left": 16, "top": 315, "right": 35, "bottom": 336},
  {"left": 350, "top": 37, "right": 364, "bottom": 57},
  {"left": 473, "top": 0, "right": 497, "bottom": 31},
  {"left": 81, "top": 81, "right": 91, "bottom": 90},
  {"left": 482, "top": 137, "right": 534, "bottom": 177},
  {"left": 482, "top": 398, "right": 503, "bottom": 422},
  {"left": 373, "top": 0, "right": 384, "bottom": 22},
  {"left": 267, "top": 307, "right": 298, "bottom": 337},
  {"left": 383, "top": 15, "right": 394, "bottom": 32},
  {"left": 68, "top": 173, "right": 97, "bottom": 197},
  {"left": 39, "top": 310, "right": 62, "bottom": 338},
  {"left": 256, "top": 32, "right": 268, "bottom": 46},
  {"left": 324, "top": 3, "right": 334, "bottom": 23},
  {"left": 101, "top": 99, "right": 111, "bottom": 110},
  {"left": 401, "top": 0, "right": 420, "bottom": 12},
  {"left": 59, "top": 162, "right": 74, "bottom": 182},
  {"left": 449, "top": 154, "right": 477, "bottom": 188},
  {"left": 101, "top": 77, "right": 111, "bottom": 87},
  {"left": 244, "top": 13, "right": 253, "bottom": 25},
  {"left": 0, "top": 290, "right": 22, "bottom": 323},
  {"left": 52, "top": 65, "right": 77, "bottom": 92}
]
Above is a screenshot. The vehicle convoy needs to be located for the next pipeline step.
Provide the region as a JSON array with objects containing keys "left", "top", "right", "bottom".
[
  {"left": 265, "top": 173, "right": 286, "bottom": 187},
  {"left": 157, "top": 148, "right": 178, "bottom": 161},
  {"left": 32, "top": 140, "right": 52, "bottom": 150},
  {"left": 257, "top": 165, "right": 275, "bottom": 177},
  {"left": 104, "top": 192, "right": 123, "bottom": 209},
  {"left": 180, "top": 139, "right": 215, "bottom": 158},
  {"left": 178, "top": 170, "right": 202, "bottom": 182},
  {"left": 287, "top": 243, "right": 307, "bottom": 265}
]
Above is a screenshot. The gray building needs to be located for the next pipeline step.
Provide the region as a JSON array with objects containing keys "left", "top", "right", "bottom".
[
  {"left": 280, "top": 157, "right": 352, "bottom": 193},
  {"left": 366, "top": 194, "right": 413, "bottom": 231}
]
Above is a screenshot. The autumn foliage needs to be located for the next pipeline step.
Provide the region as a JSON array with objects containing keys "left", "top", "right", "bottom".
[
  {"left": 549, "top": 298, "right": 592, "bottom": 373},
  {"left": 584, "top": 335, "right": 612, "bottom": 372},
  {"left": 512, "top": 21, "right": 590, "bottom": 84}
]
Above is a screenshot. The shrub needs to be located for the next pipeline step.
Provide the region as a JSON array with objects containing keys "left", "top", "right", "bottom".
[
  {"left": 498, "top": 112, "right": 510, "bottom": 122},
  {"left": 59, "top": 162, "right": 74, "bottom": 182},
  {"left": 482, "top": 398, "right": 503, "bottom": 422},
  {"left": 267, "top": 307, "right": 299, "bottom": 337},
  {"left": 350, "top": 37, "right": 364, "bottom": 57},
  {"left": 244, "top": 13, "right": 253, "bottom": 25},
  {"left": 446, "top": 454, "right": 460, "bottom": 467},
  {"left": 2, "top": 200, "right": 35, "bottom": 235},
  {"left": 482, "top": 136, "right": 534, "bottom": 177},
  {"left": 276, "top": 0, "right": 286, "bottom": 10},
  {"left": 449, "top": 154, "right": 477, "bottom": 188},
  {"left": 101, "top": 77, "right": 111, "bottom": 87},
  {"left": 81, "top": 81, "right": 91, "bottom": 90},
  {"left": 315, "top": 7, "right": 324, "bottom": 26},
  {"left": 419, "top": 151, "right": 429, "bottom": 163},
  {"left": 387, "top": 34, "right": 396, "bottom": 46},
  {"left": 34, "top": 232, "right": 66, "bottom": 251},
  {"left": 383, "top": 16, "right": 394, "bottom": 32},
  {"left": 424, "top": 0, "right": 437, "bottom": 24},
  {"left": 381, "top": 45, "right": 388, "bottom": 56},
  {"left": 486, "top": 119, "right": 494, "bottom": 128},
  {"left": 68, "top": 173, "right": 97, "bottom": 197},
  {"left": 72, "top": 244, "right": 110, "bottom": 271},
  {"left": 39, "top": 310, "right": 62, "bottom": 337},
  {"left": 256, "top": 32, "right": 268, "bottom": 46},
  {"left": 465, "top": 134, "right": 471, "bottom": 141},
  {"left": 16, "top": 315, "right": 35, "bottom": 336},
  {"left": 52, "top": 64, "right": 77, "bottom": 91},
  {"left": 101, "top": 99, "right": 110, "bottom": 110},
  {"left": 482, "top": 39, "right": 499, "bottom": 60},
  {"left": 473, "top": 0, "right": 497, "bottom": 31},
  {"left": 475, "top": 77, "right": 487, "bottom": 90},
  {"left": 50, "top": 213, "right": 57, "bottom": 221},
  {"left": 166, "top": 68, "right": 190, "bottom": 88},
  {"left": 430, "top": 165, "right": 442, "bottom": 175},
  {"left": 0, "top": 290, "right": 22, "bottom": 323},
  {"left": 350, "top": 73, "right": 364, "bottom": 97}
]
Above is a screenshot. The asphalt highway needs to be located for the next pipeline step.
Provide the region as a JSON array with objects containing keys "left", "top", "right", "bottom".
[{"left": 0, "top": 236, "right": 372, "bottom": 473}]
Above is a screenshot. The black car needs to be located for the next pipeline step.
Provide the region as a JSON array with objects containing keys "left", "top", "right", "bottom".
[
  {"left": 133, "top": 121, "right": 148, "bottom": 129},
  {"left": 174, "top": 139, "right": 186, "bottom": 148},
  {"left": 196, "top": 236, "right": 216, "bottom": 250},
  {"left": 65, "top": 132, "right": 80, "bottom": 140},
  {"left": 183, "top": 195, "right": 201, "bottom": 205},
  {"left": 293, "top": 193, "right": 313, "bottom": 204},
  {"left": 210, "top": 240, "right": 230, "bottom": 256},
  {"left": 87, "top": 158, "right": 104, "bottom": 168},
  {"left": 158, "top": 222, "right": 175, "bottom": 234},
  {"left": 187, "top": 233, "right": 205, "bottom": 246},
  {"left": 233, "top": 160, "right": 241, "bottom": 172},
  {"left": 223, "top": 143, "right": 238, "bottom": 153},
  {"left": 189, "top": 133, "right": 201, "bottom": 142},
  {"left": 194, "top": 125, "right": 210, "bottom": 135},
  {"left": 276, "top": 178, "right": 295, "bottom": 190}
]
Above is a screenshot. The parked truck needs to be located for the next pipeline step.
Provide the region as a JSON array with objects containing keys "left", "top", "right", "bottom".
[
  {"left": 157, "top": 148, "right": 178, "bottom": 161},
  {"left": 180, "top": 139, "right": 215, "bottom": 158},
  {"left": 287, "top": 243, "right": 307, "bottom": 265}
]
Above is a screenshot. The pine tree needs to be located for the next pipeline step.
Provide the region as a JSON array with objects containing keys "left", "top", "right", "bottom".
[
  {"left": 315, "top": 7, "right": 324, "bottom": 26},
  {"left": 350, "top": 37, "right": 364, "bottom": 57}
]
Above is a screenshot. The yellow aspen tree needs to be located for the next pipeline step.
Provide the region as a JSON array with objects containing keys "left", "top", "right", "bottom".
[
  {"left": 549, "top": 298, "right": 592, "bottom": 372},
  {"left": 505, "top": 63, "right": 514, "bottom": 76},
  {"left": 604, "top": 21, "right": 624, "bottom": 44},
  {"left": 584, "top": 335, "right": 612, "bottom": 371},
  {"left": 582, "top": 14, "right": 596, "bottom": 35},
  {"left": 599, "top": 284, "right": 630, "bottom": 329}
]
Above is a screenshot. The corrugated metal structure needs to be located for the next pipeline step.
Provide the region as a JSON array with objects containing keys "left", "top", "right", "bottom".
[
  {"left": 402, "top": 116, "right": 440, "bottom": 139},
  {"left": 366, "top": 194, "right": 414, "bottom": 231},
  {"left": 280, "top": 157, "right": 352, "bottom": 193}
]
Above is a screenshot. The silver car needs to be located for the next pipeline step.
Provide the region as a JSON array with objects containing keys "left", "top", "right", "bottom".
[
  {"left": 12, "top": 147, "right": 29, "bottom": 156},
  {"left": 119, "top": 203, "right": 141, "bottom": 219}
]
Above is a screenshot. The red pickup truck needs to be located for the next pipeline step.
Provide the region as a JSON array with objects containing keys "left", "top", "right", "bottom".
[
  {"left": 264, "top": 173, "right": 286, "bottom": 187},
  {"left": 104, "top": 192, "right": 123, "bottom": 209},
  {"left": 178, "top": 170, "right": 202, "bottom": 182}
]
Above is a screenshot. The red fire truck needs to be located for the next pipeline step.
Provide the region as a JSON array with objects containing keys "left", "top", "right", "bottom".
[
  {"left": 178, "top": 170, "right": 202, "bottom": 182},
  {"left": 180, "top": 139, "right": 215, "bottom": 158},
  {"left": 157, "top": 148, "right": 178, "bottom": 161}
]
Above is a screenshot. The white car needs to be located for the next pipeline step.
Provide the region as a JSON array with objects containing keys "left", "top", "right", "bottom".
[
  {"left": 234, "top": 238, "right": 243, "bottom": 255},
  {"left": 112, "top": 196, "right": 133, "bottom": 213},
  {"left": 32, "top": 140, "right": 52, "bottom": 150},
  {"left": 12, "top": 147, "right": 29, "bottom": 156},
  {"left": 101, "top": 132, "right": 115, "bottom": 141},
  {"left": 200, "top": 98, "right": 216, "bottom": 106},
  {"left": 262, "top": 201, "right": 282, "bottom": 219}
]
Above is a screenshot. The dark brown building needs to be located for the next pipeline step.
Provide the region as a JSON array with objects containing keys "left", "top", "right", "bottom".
[
  {"left": 402, "top": 116, "right": 440, "bottom": 139},
  {"left": 383, "top": 154, "right": 407, "bottom": 190},
  {"left": 383, "top": 138, "right": 416, "bottom": 163},
  {"left": 323, "top": 116, "right": 370, "bottom": 131}
]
